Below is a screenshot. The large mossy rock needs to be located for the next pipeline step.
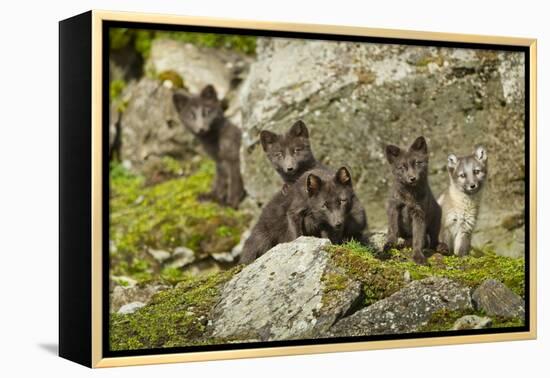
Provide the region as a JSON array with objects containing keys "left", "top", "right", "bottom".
[
  {"left": 240, "top": 38, "right": 526, "bottom": 257},
  {"left": 209, "top": 237, "right": 362, "bottom": 341},
  {"left": 327, "top": 277, "right": 472, "bottom": 337}
]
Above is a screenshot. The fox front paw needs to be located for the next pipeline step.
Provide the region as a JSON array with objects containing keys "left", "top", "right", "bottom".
[
  {"left": 435, "top": 242, "right": 451, "bottom": 256},
  {"left": 383, "top": 241, "right": 397, "bottom": 253},
  {"left": 412, "top": 251, "right": 427, "bottom": 265}
]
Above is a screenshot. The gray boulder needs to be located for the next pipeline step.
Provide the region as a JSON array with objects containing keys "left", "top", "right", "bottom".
[
  {"left": 110, "top": 283, "right": 169, "bottom": 313},
  {"left": 118, "top": 77, "right": 198, "bottom": 173},
  {"left": 328, "top": 277, "right": 472, "bottom": 337},
  {"left": 117, "top": 301, "right": 146, "bottom": 315},
  {"left": 239, "top": 38, "right": 526, "bottom": 257},
  {"left": 452, "top": 315, "right": 493, "bottom": 330},
  {"left": 209, "top": 237, "right": 362, "bottom": 341},
  {"left": 472, "top": 279, "right": 525, "bottom": 319},
  {"left": 149, "top": 39, "right": 250, "bottom": 100}
]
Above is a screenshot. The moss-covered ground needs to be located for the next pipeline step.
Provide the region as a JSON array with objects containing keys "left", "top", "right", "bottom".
[
  {"left": 110, "top": 266, "right": 242, "bottom": 350},
  {"left": 324, "top": 240, "right": 525, "bottom": 330},
  {"left": 109, "top": 159, "right": 250, "bottom": 283},
  {"left": 328, "top": 241, "right": 524, "bottom": 305}
]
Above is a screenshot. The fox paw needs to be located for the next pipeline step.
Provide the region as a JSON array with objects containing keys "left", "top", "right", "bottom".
[
  {"left": 435, "top": 242, "right": 451, "bottom": 256},
  {"left": 383, "top": 241, "right": 397, "bottom": 253},
  {"left": 413, "top": 251, "right": 428, "bottom": 265}
]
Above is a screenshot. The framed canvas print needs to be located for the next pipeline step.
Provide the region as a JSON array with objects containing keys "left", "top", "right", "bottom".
[{"left": 59, "top": 10, "right": 537, "bottom": 368}]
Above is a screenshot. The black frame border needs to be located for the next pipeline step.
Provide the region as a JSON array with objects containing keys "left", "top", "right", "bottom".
[{"left": 101, "top": 20, "right": 531, "bottom": 359}]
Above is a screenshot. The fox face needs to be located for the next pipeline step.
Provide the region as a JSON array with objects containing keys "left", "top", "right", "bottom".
[
  {"left": 305, "top": 167, "right": 354, "bottom": 231},
  {"left": 172, "top": 85, "right": 223, "bottom": 136},
  {"left": 385, "top": 136, "right": 429, "bottom": 187},
  {"left": 260, "top": 120, "right": 315, "bottom": 181},
  {"left": 447, "top": 146, "right": 488, "bottom": 194}
]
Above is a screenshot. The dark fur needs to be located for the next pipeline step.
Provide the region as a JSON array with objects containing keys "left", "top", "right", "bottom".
[
  {"left": 384, "top": 136, "right": 443, "bottom": 265},
  {"left": 173, "top": 85, "right": 245, "bottom": 208},
  {"left": 239, "top": 167, "right": 362, "bottom": 264},
  {"left": 260, "top": 120, "right": 317, "bottom": 183},
  {"left": 260, "top": 120, "right": 367, "bottom": 242}
]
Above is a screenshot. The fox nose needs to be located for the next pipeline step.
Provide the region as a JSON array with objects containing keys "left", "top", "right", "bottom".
[
  {"left": 469, "top": 183, "right": 477, "bottom": 189},
  {"left": 286, "top": 166, "right": 294, "bottom": 172},
  {"left": 334, "top": 220, "right": 343, "bottom": 229},
  {"left": 408, "top": 176, "right": 416, "bottom": 183}
]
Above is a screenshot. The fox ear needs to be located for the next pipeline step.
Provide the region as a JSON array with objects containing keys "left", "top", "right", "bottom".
[
  {"left": 289, "top": 120, "right": 309, "bottom": 138},
  {"left": 260, "top": 130, "right": 278, "bottom": 151},
  {"left": 474, "top": 145, "right": 487, "bottom": 163},
  {"left": 172, "top": 92, "right": 189, "bottom": 112},
  {"left": 447, "top": 154, "right": 458, "bottom": 169},
  {"left": 306, "top": 174, "right": 322, "bottom": 197},
  {"left": 410, "top": 136, "right": 428, "bottom": 154},
  {"left": 200, "top": 85, "right": 218, "bottom": 101},
  {"left": 385, "top": 145, "right": 401, "bottom": 164},
  {"left": 335, "top": 167, "right": 352, "bottom": 186}
]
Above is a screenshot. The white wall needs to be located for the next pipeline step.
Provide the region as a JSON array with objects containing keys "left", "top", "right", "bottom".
[{"left": 0, "top": 0, "right": 546, "bottom": 376}]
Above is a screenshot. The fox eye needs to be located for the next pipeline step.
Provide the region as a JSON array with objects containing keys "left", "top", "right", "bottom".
[
  {"left": 398, "top": 165, "right": 406, "bottom": 171},
  {"left": 273, "top": 152, "right": 283, "bottom": 158},
  {"left": 323, "top": 202, "right": 329, "bottom": 209},
  {"left": 340, "top": 198, "right": 347, "bottom": 204},
  {"left": 415, "top": 161, "right": 423, "bottom": 166},
  {"left": 473, "top": 169, "right": 481, "bottom": 175},
  {"left": 294, "top": 148, "right": 302, "bottom": 153},
  {"left": 458, "top": 172, "right": 466, "bottom": 178}
]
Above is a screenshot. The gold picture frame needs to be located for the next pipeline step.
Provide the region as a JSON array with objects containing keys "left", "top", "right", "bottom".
[{"left": 59, "top": 9, "right": 537, "bottom": 368}]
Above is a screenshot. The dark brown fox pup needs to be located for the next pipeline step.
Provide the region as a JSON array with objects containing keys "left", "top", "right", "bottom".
[
  {"left": 260, "top": 120, "right": 317, "bottom": 183},
  {"left": 384, "top": 136, "right": 444, "bottom": 265},
  {"left": 239, "top": 167, "right": 361, "bottom": 264},
  {"left": 173, "top": 85, "right": 245, "bottom": 208},
  {"left": 260, "top": 120, "right": 367, "bottom": 242}
]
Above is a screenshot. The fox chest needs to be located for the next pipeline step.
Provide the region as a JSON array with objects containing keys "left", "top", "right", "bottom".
[{"left": 444, "top": 205, "right": 478, "bottom": 234}]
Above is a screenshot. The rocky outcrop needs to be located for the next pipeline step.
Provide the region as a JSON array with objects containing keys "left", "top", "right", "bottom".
[
  {"left": 110, "top": 235, "right": 525, "bottom": 350},
  {"left": 209, "top": 237, "right": 362, "bottom": 341},
  {"left": 239, "top": 38, "right": 526, "bottom": 257},
  {"left": 472, "top": 279, "right": 525, "bottom": 319},
  {"left": 327, "top": 277, "right": 473, "bottom": 337}
]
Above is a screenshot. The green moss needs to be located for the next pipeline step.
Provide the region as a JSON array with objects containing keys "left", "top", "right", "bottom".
[
  {"left": 110, "top": 159, "right": 250, "bottom": 282},
  {"left": 110, "top": 79, "right": 126, "bottom": 101},
  {"left": 157, "top": 70, "right": 185, "bottom": 89},
  {"left": 327, "top": 241, "right": 525, "bottom": 308},
  {"left": 109, "top": 27, "right": 256, "bottom": 59},
  {"left": 110, "top": 267, "right": 241, "bottom": 350},
  {"left": 419, "top": 308, "right": 525, "bottom": 333},
  {"left": 155, "top": 31, "right": 256, "bottom": 55},
  {"left": 328, "top": 241, "right": 406, "bottom": 306}
]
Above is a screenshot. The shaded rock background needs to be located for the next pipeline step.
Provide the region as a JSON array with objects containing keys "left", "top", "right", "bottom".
[{"left": 240, "top": 38, "right": 526, "bottom": 258}]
